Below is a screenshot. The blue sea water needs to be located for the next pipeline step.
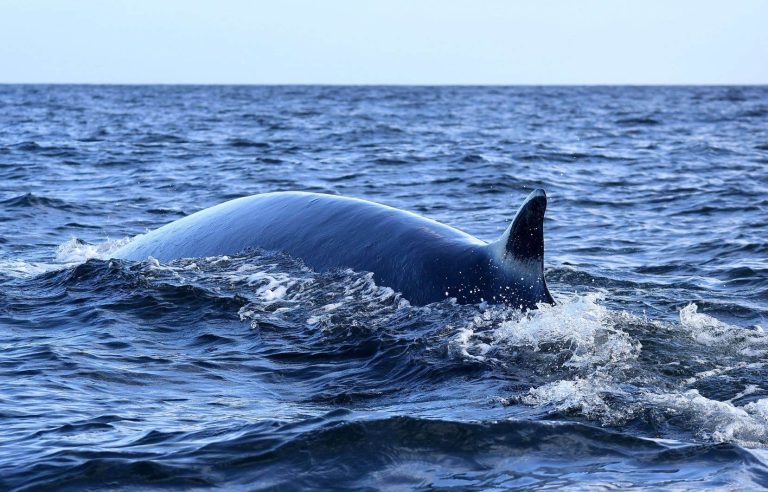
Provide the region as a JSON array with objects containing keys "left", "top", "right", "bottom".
[{"left": 0, "top": 85, "right": 767, "bottom": 490}]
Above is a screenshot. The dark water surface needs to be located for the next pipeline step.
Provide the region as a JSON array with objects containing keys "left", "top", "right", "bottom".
[{"left": 1, "top": 85, "right": 767, "bottom": 490}]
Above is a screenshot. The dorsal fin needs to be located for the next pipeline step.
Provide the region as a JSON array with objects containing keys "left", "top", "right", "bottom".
[{"left": 495, "top": 189, "right": 547, "bottom": 263}]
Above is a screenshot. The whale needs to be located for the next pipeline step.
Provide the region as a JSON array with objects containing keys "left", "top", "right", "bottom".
[{"left": 113, "top": 190, "right": 554, "bottom": 309}]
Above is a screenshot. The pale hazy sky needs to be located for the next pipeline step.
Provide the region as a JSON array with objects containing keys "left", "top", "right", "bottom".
[{"left": 1, "top": 0, "right": 766, "bottom": 84}]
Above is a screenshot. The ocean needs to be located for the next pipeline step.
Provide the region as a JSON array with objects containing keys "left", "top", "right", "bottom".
[{"left": 1, "top": 85, "right": 767, "bottom": 490}]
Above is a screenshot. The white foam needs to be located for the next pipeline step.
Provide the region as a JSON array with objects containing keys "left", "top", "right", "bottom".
[
  {"left": 522, "top": 374, "right": 630, "bottom": 423},
  {"left": 679, "top": 303, "right": 736, "bottom": 345},
  {"left": 449, "top": 327, "right": 492, "bottom": 361},
  {"left": 679, "top": 303, "right": 768, "bottom": 356},
  {"left": 230, "top": 264, "right": 299, "bottom": 302},
  {"left": 510, "top": 298, "right": 768, "bottom": 446},
  {"left": 730, "top": 384, "right": 762, "bottom": 403},
  {"left": 449, "top": 292, "right": 640, "bottom": 371},
  {"left": 322, "top": 302, "right": 343, "bottom": 312},
  {"left": 446, "top": 292, "right": 646, "bottom": 426},
  {"left": 499, "top": 292, "right": 639, "bottom": 369},
  {"left": 647, "top": 390, "right": 768, "bottom": 447},
  {"left": 55, "top": 236, "right": 136, "bottom": 264},
  {"left": 521, "top": 373, "right": 768, "bottom": 446},
  {"left": 0, "top": 259, "right": 51, "bottom": 278},
  {"left": 0, "top": 236, "right": 137, "bottom": 278},
  {"left": 683, "top": 363, "right": 765, "bottom": 386}
]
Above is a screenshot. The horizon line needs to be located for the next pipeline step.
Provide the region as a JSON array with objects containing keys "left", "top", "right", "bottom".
[{"left": 1, "top": 82, "right": 766, "bottom": 87}]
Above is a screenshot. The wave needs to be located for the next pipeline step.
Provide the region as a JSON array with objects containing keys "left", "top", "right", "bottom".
[
  {"left": 2, "top": 141, "right": 78, "bottom": 157},
  {"left": 11, "top": 240, "right": 768, "bottom": 446},
  {"left": 0, "top": 192, "right": 76, "bottom": 210},
  {"left": 4, "top": 416, "right": 764, "bottom": 491},
  {"left": 226, "top": 137, "right": 271, "bottom": 148},
  {"left": 615, "top": 117, "right": 662, "bottom": 126},
  {"left": 136, "top": 133, "right": 188, "bottom": 145}
]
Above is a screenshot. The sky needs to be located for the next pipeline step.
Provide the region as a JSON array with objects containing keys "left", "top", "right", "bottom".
[{"left": 0, "top": 0, "right": 766, "bottom": 84}]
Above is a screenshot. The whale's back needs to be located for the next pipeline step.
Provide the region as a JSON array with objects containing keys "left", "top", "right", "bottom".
[
  {"left": 113, "top": 192, "right": 487, "bottom": 304},
  {"left": 115, "top": 192, "right": 484, "bottom": 260},
  {"left": 114, "top": 190, "right": 553, "bottom": 307}
]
